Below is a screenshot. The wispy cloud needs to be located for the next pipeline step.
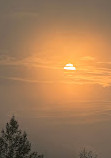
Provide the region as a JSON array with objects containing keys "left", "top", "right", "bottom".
[
  {"left": 0, "top": 55, "right": 61, "bottom": 69},
  {"left": 1, "top": 55, "right": 111, "bottom": 87},
  {"left": 80, "top": 56, "right": 95, "bottom": 61},
  {"left": 0, "top": 76, "right": 54, "bottom": 84},
  {"left": 64, "top": 56, "right": 111, "bottom": 87}
]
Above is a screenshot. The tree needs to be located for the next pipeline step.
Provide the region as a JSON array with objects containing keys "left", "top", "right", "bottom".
[
  {"left": 79, "top": 148, "right": 97, "bottom": 158},
  {"left": 0, "top": 116, "right": 43, "bottom": 158}
]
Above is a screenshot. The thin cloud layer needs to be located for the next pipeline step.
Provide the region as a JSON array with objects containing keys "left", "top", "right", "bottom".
[
  {"left": 0, "top": 55, "right": 60, "bottom": 69},
  {"left": 0, "top": 55, "right": 111, "bottom": 87},
  {"left": 80, "top": 56, "right": 95, "bottom": 61}
]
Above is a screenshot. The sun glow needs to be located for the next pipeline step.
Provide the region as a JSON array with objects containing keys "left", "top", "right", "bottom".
[{"left": 64, "top": 63, "right": 76, "bottom": 70}]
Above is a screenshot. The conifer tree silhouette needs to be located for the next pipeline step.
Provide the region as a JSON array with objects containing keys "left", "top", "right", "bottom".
[
  {"left": 0, "top": 116, "right": 43, "bottom": 158},
  {"left": 79, "top": 148, "right": 97, "bottom": 158}
]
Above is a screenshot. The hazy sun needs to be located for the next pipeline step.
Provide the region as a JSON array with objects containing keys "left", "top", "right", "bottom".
[{"left": 64, "top": 63, "right": 76, "bottom": 70}]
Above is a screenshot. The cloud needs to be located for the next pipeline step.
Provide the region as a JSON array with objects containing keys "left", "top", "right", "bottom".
[
  {"left": 80, "top": 56, "right": 95, "bottom": 61},
  {"left": 65, "top": 65, "right": 111, "bottom": 87},
  {"left": 0, "top": 55, "right": 61, "bottom": 69},
  {"left": 1, "top": 55, "right": 111, "bottom": 87},
  {"left": 0, "top": 76, "right": 54, "bottom": 84}
]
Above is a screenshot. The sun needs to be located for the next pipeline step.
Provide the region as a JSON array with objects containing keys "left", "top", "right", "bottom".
[{"left": 64, "top": 63, "right": 76, "bottom": 70}]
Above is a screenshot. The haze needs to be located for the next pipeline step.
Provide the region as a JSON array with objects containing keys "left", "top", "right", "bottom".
[{"left": 0, "top": 1, "right": 111, "bottom": 158}]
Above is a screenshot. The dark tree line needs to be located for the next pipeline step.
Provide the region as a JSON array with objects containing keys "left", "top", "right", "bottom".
[{"left": 0, "top": 116, "right": 98, "bottom": 158}]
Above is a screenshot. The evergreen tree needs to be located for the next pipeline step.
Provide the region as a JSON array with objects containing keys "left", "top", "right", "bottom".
[
  {"left": 79, "top": 148, "right": 97, "bottom": 158},
  {"left": 0, "top": 116, "right": 43, "bottom": 158}
]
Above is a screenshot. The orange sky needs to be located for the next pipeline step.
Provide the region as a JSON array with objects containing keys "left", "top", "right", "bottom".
[{"left": 0, "top": 1, "right": 111, "bottom": 158}]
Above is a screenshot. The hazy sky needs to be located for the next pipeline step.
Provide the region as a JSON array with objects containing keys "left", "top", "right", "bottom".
[{"left": 0, "top": 1, "right": 111, "bottom": 158}]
